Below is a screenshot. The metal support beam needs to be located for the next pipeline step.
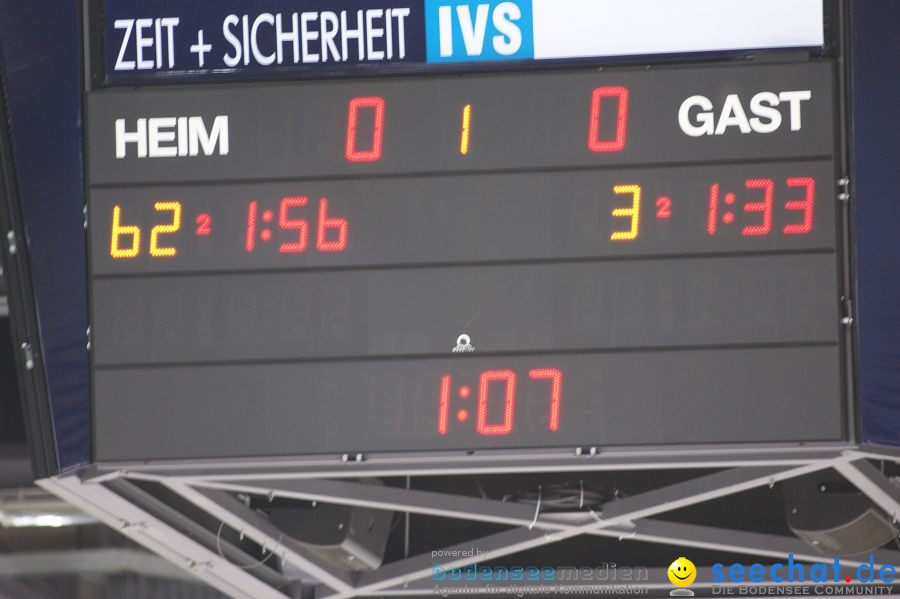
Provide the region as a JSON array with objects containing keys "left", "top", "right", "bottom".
[
  {"left": 38, "top": 476, "right": 293, "bottom": 599},
  {"left": 346, "top": 527, "right": 571, "bottom": 598},
  {"left": 173, "top": 460, "right": 897, "bottom": 586},
  {"left": 0, "top": 548, "right": 197, "bottom": 582},
  {"left": 621, "top": 519, "right": 900, "bottom": 569},
  {"left": 852, "top": 444, "right": 900, "bottom": 465},
  {"left": 316, "top": 463, "right": 836, "bottom": 598},
  {"left": 599, "top": 466, "right": 790, "bottom": 521},
  {"left": 104, "top": 478, "right": 291, "bottom": 590},
  {"left": 165, "top": 481, "right": 357, "bottom": 595},
  {"left": 834, "top": 459, "right": 900, "bottom": 523},
  {"left": 189, "top": 477, "right": 539, "bottom": 528},
  {"left": 100, "top": 446, "right": 850, "bottom": 482},
  {"left": 42, "top": 454, "right": 879, "bottom": 599},
  {"left": 179, "top": 475, "right": 900, "bottom": 570}
]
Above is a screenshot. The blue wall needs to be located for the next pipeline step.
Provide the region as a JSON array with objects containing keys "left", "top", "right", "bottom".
[
  {"left": 0, "top": 0, "right": 90, "bottom": 470},
  {"left": 852, "top": 1, "right": 900, "bottom": 445}
]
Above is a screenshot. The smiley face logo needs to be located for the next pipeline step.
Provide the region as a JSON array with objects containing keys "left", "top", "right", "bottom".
[{"left": 668, "top": 557, "right": 696, "bottom": 587}]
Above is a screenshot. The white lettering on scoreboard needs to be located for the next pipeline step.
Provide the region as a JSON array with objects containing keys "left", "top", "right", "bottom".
[
  {"left": 678, "top": 90, "right": 812, "bottom": 137},
  {"left": 107, "top": 0, "right": 825, "bottom": 74},
  {"left": 115, "top": 116, "right": 229, "bottom": 158},
  {"left": 222, "top": 9, "right": 412, "bottom": 66},
  {"left": 114, "top": 18, "right": 180, "bottom": 70}
]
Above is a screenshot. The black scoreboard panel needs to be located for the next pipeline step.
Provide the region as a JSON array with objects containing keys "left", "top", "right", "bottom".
[
  {"left": 93, "top": 254, "right": 838, "bottom": 365},
  {"left": 90, "top": 161, "right": 836, "bottom": 275},
  {"left": 95, "top": 347, "right": 841, "bottom": 460},
  {"left": 87, "top": 63, "right": 835, "bottom": 184},
  {"left": 87, "top": 61, "right": 846, "bottom": 462}
]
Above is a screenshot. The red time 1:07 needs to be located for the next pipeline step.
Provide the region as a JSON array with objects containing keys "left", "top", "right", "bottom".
[
  {"left": 345, "top": 87, "right": 628, "bottom": 161},
  {"left": 438, "top": 368, "right": 562, "bottom": 436}
]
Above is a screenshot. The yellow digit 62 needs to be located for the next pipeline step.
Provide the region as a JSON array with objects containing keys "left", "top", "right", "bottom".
[
  {"left": 149, "top": 201, "right": 182, "bottom": 257},
  {"left": 610, "top": 184, "right": 641, "bottom": 241}
]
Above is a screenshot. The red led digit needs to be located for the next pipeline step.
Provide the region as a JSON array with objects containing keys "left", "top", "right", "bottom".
[
  {"left": 345, "top": 96, "right": 385, "bottom": 162},
  {"left": 278, "top": 196, "right": 309, "bottom": 253},
  {"left": 588, "top": 86, "right": 628, "bottom": 153},
  {"left": 195, "top": 213, "right": 212, "bottom": 236},
  {"left": 437, "top": 375, "right": 451, "bottom": 435},
  {"left": 529, "top": 368, "right": 562, "bottom": 432},
  {"left": 783, "top": 177, "right": 815, "bottom": 235},
  {"left": 707, "top": 183, "right": 719, "bottom": 235},
  {"left": 316, "top": 198, "right": 348, "bottom": 252},
  {"left": 245, "top": 201, "right": 258, "bottom": 252},
  {"left": 477, "top": 370, "right": 516, "bottom": 436},
  {"left": 742, "top": 178, "right": 774, "bottom": 236},
  {"left": 655, "top": 196, "right": 672, "bottom": 219}
]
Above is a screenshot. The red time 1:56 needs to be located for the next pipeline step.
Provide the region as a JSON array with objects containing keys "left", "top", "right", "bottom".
[{"left": 245, "top": 197, "right": 347, "bottom": 253}]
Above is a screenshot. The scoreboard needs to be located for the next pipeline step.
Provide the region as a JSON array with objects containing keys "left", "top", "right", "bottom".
[{"left": 86, "top": 59, "right": 847, "bottom": 463}]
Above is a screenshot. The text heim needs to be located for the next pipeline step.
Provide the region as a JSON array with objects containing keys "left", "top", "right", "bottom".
[{"left": 115, "top": 115, "right": 229, "bottom": 159}]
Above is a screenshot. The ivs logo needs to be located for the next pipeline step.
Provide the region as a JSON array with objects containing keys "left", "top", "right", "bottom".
[{"left": 425, "top": 0, "right": 533, "bottom": 63}]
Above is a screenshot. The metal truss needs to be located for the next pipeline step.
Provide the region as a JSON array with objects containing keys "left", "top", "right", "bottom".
[{"left": 38, "top": 446, "right": 900, "bottom": 599}]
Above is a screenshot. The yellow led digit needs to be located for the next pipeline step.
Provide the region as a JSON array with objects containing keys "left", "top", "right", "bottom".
[
  {"left": 460, "top": 104, "right": 472, "bottom": 155},
  {"left": 610, "top": 184, "right": 641, "bottom": 241},
  {"left": 149, "top": 201, "right": 182, "bottom": 257},
  {"left": 110, "top": 205, "right": 141, "bottom": 258}
]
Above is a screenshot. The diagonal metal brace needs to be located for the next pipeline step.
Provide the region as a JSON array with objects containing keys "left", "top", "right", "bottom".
[
  {"left": 166, "top": 482, "right": 358, "bottom": 595},
  {"left": 834, "top": 458, "right": 900, "bottom": 524},
  {"left": 315, "top": 463, "right": 836, "bottom": 598}
]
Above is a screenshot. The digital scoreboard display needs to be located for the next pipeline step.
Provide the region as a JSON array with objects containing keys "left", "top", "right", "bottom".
[{"left": 86, "top": 61, "right": 848, "bottom": 462}]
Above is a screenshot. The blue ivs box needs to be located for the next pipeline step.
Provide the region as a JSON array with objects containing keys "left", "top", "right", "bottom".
[{"left": 425, "top": 0, "right": 534, "bottom": 62}]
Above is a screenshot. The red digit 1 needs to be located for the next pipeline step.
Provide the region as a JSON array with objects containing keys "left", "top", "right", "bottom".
[
  {"left": 345, "top": 96, "right": 385, "bottom": 162},
  {"left": 707, "top": 183, "right": 720, "bottom": 235},
  {"left": 278, "top": 197, "right": 309, "bottom": 253},
  {"left": 742, "top": 178, "right": 774, "bottom": 236},
  {"left": 783, "top": 177, "right": 815, "bottom": 235},
  {"left": 477, "top": 370, "right": 516, "bottom": 436},
  {"left": 245, "top": 201, "right": 258, "bottom": 252},
  {"left": 316, "top": 198, "right": 348, "bottom": 252},
  {"left": 438, "top": 375, "right": 451, "bottom": 435},
  {"left": 588, "top": 86, "right": 628, "bottom": 153},
  {"left": 529, "top": 368, "right": 562, "bottom": 432}
]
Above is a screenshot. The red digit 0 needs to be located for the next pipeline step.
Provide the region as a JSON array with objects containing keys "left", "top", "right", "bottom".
[
  {"left": 477, "top": 370, "right": 516, "bottom": 436},
  {"left": 588, "top": 86, "right": 629, "bottom": 153},
  {"left": 345, "top": 96, "right": 385, "bottom": 162}
]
